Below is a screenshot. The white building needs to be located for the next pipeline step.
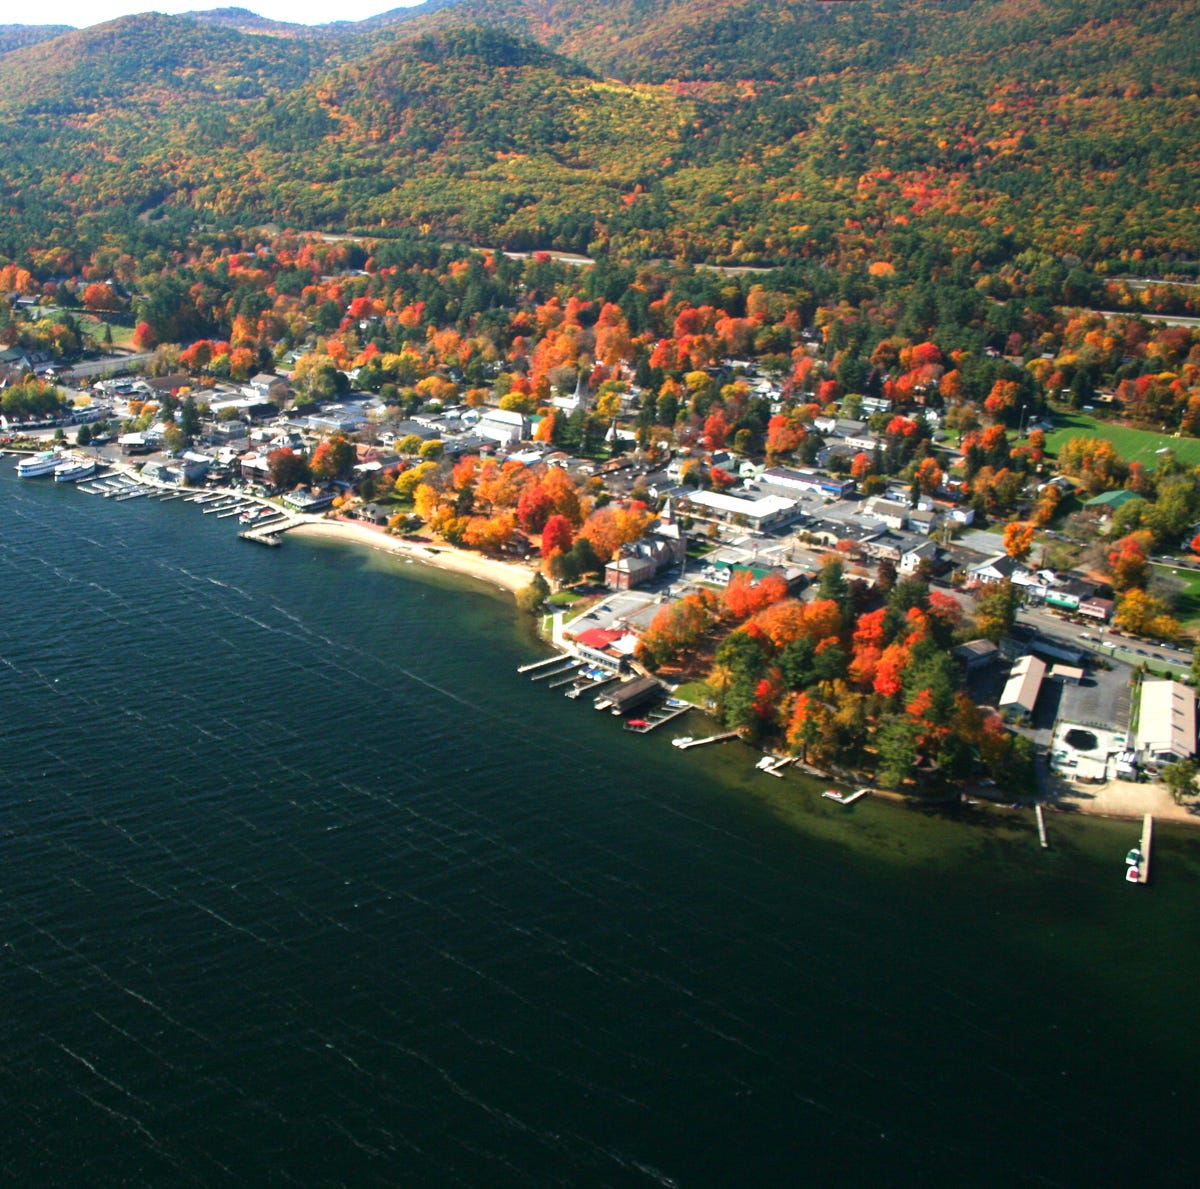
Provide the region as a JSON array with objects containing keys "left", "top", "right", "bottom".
[
  {"left": 477, "top": 408, "right": 529, "bottom": 446},
  {"left": 1135, "top": 679, "right": 1196, "bottom": 767},
  {"left": 684, "top": 489, "right": 800, "bottom": 532}
]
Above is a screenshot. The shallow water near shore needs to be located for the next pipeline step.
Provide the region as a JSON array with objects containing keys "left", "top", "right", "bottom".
[{"left": 3, "top": 466, "right": 1199, "bottom": 1186}]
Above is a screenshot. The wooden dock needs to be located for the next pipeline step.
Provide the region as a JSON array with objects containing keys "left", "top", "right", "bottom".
[
  {"left": 672, "top": 731, "right": 739, "bottom": 750},
  {"left": 1139, "top": 813, "right": 1153, "bottom": 884},
  {"left": 1035, "top": 802, "right": 1049, "bottom": 849},
  {"left": 531, "top": 660, "right": 582, "bottom": 682},
  {"left": 238, "top": 517, "right": 298, "bottom": 545},
  {"left": 623, "top": 703, "right": 690, "bottom": 733}
]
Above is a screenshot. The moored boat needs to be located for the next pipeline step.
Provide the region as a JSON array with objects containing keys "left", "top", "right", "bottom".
[
  {"left": 16, "top": 449, "right": 64, "bottom": 477},
  {"left": 53, "top": 455, "right": 97, "bottom": 483}
]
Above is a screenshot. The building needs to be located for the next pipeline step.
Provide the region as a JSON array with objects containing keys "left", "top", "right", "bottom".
[
  {"left": 999, "top": 653, "right": 1046, "bottom": 723},
  {"left": 952, "top": 639, "right": 999, "bottom": 673},
  {"left": 571, "top": 626, "right": 640, "bottom": 672},
  {"left": 759, "top": 466, "right": 855, "bottom": 500},
  {"left": 684, "top": 488, "right": 800, "bottom": 532},
  {"left": 477, "top": 408, "right": 529, "bottom": 447},
  {"left": 283, "top": 489, "right": 336, "bottom": 513},
  {"left": 1134, "top": 679, "right": 1196, "bottom": 767}
]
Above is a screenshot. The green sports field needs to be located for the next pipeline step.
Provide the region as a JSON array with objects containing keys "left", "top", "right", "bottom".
[{"left": 1043, "top": 410, "right": 1200, "bottom": 467}]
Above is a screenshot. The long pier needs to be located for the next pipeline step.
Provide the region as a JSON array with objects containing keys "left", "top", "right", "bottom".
[
  {"left": 518, "top": 654, "right": 571, "bottom": 675},
  {"left": 1139, "top": 814, "right": 1153, "bottom": 884}
]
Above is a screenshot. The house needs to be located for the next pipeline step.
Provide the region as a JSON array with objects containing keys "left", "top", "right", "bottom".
[
  {"left": 1135, "top": 680, "right": 1196, "bottom": 767},
  {"left": 952, "top": 639, "right": 999, "bottom": 673},
  {"left": 970, "top": 554, "right": 1028, "bottom": 585},
  {"left": 999, "top": 653, "right": 1047, "bottom": 723},
  {"left": 354, "top": 502, "right": 391, "bottom": 526},
  {"left": 899, "top": 538, "right": 941, "bottom": 575},
  {"left": 865, "top": 497, "right": 910, "bottom": 531},
  {"left": 243, "top": 373, "right": 291, "bottom": 404}
]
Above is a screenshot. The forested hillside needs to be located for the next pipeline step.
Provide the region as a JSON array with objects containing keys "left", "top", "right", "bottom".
[{"left": 0, "top": 0, "right": 1197, "bottom": 283}]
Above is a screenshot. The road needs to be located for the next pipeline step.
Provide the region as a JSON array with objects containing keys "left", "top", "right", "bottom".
[{"left": 1016, "top": 604, "right": 1190, "bottom": 675}]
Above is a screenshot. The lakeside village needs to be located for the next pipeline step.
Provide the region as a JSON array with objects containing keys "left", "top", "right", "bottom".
[
  {"left": 6, "top": 353, "right": 1200, "bottom": 850},
  {"left": 5, "top": 231, "right": 1200, "bottom": 862}
]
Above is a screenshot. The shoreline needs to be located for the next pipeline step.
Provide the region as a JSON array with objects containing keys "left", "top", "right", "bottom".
[
  {"left": 20, "top": 460, "right": 1199, "bottom": 829},
  {"left": 286, "top": 517, "right": 536, "bottom": 596}
]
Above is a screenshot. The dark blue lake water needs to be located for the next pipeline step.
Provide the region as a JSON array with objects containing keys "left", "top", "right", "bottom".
[{"left": 2, "top": 463, "right": 1198, "bottom": 1186}]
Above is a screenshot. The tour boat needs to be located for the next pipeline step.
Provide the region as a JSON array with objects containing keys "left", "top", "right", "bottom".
[
  {"left": 1125, "top": 865, "right": 1141, "bottom": 884},
  {"left": 53, "top": 456, "right": 97, "bottom": 483},
  {"left": 1125, "top": 848, "right": 1143, "bottom": 867},
  {"left": 16, "top": 449, "right": 64, "bottom": 477}
]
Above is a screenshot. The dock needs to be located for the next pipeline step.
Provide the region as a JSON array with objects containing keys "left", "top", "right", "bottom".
[
  {"left": 755, "top": 754, "right": 794, "bottom": 778},
  {"left": 672, "top": 731, "right": 739, "bottom": 750},
  {"left": 238, "top": 516, "right": 298, "bottom": 546},
  {"left": 1139, "top": 813, "right": 1153, "bottom": 884},
  {"left": 518, "top": 654, "right": 571, "bottom": 675},
  {"left": 622, "top": 703, "right": 690, "bottom": 733},
  {"left": 530, "top": 659, "right": 582, "bottom": 683},
  {"left": 1035, "top": 801, "right": 1049, "bottom": 849},
  {"left": 565, "top": 673, "right": 617, "bottom": 699},
  {"left": 822, "top": 787, "right": 870, "bottom": 805}
]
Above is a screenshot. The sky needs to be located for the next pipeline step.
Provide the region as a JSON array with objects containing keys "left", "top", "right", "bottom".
[{"left": 13, "top": 2, "right": 419, "bottom": 29}]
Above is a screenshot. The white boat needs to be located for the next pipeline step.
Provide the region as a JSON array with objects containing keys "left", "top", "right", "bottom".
[
  {"left": 53, "top": 455, "right": 97, "bottom": 483},
  {"left": 16, "top": 449, "right": 64, "bottom": 477}
]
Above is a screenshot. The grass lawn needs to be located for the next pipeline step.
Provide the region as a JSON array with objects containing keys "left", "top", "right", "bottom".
[
  {"left": 1151, "top": 562, "right": 1200, "bottom": 626},
  {"left": 671, "top": 679, "right": 717, "bottom": 710},
  {"left": 1043, "top": 409, "right": 1200, "bottom": 467}
]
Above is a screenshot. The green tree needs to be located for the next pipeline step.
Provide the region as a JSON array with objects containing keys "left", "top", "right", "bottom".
[
  {"left": 180, "top": 393, "right": 201, "bottom": 442},
  {"left": 974, "top": 579, "right": 1020, "bottom": 642},
  {"left": 1161, "top": 758, "right": 1198, "bottom": 804},
  {"left": 876, "top": 715, "right": 922, "bottom": 789},
  {"left": 516, "top": 572, "right": 550, "bottom": 614}
]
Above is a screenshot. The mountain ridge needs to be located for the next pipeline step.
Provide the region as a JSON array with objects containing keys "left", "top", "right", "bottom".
[{"left": 0, "top": 0, "right": 1196, "bottom": 274}]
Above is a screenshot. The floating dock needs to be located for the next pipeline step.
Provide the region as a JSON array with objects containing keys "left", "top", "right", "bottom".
[
  {"left": 822, "top": 788, "right": 870, "bottom": 805},
  {"left": 1036, "top": 801, "right": 1049, "bottom": 849},
  {"left": 672, "top": 731, "right": 739, "bottom": 750},
  {"left": 755, "top": 754, "right": 794, "bottom": 778}
]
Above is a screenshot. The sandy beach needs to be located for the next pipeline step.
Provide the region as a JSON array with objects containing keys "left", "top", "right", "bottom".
[
  {"left": 287, "top": 517, "right": 537, "bottom": 596},
  {"left": 1054, "top": 777, "right": 1200, "bottom": 824}
]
